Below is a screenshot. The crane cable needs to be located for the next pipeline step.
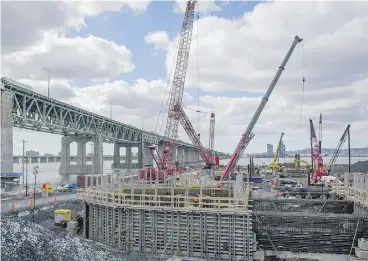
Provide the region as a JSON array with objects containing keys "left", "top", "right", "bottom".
[
  {"left": 155, "top": 31, "right": 181, "bottom": 135},
  {"left": 196, "top": 9, "right": 200, "bottom": 137},
  {"left": 300, "top": 43, "right": 305, "bottom": 121}
]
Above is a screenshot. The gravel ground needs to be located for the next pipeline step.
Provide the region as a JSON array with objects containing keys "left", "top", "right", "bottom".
[{"left": 1, "top": 200, "right": 162, "bottom": 261}]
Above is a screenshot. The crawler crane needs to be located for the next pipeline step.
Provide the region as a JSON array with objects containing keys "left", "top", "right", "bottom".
[
  {"left": 148, "top": 1, "right": 197, "bottom": 176},
  {"left": 310, "top": 114, "right": 328, "bottom": 183},
  {"left": 216, "top": 36, "right": 303, "bottom": 188},
  {"left": 147, "top": 1, "right": 216, "bottom": 178}
]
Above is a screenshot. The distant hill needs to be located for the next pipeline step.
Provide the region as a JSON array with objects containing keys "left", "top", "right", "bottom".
[{"left": 287, "top": 147, "right": 368, "bottom": 156}]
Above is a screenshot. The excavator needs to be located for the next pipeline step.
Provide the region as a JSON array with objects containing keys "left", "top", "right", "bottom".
[
  {"left": 267, "top": 132, "right": 285, "bottom": 172},
  {"left": 293, "top": 154, "right": 310, "bottom": 169}
]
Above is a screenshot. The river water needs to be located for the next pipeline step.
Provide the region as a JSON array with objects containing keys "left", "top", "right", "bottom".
[{"left": 4, "top": 156, "right": 367, "bottom": 193}]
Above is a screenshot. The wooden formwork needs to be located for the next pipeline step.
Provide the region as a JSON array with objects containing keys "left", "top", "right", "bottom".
[
  {"left": 85, "top": 203, "right": 253, "bottom": 260},
  {"left": 80, "top": 174, "right": 254, "bottom": 260}
]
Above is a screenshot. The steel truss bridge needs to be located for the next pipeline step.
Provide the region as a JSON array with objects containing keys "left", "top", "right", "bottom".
[{"left": 1, "top": 77, "right": 225, "bottom": 156}]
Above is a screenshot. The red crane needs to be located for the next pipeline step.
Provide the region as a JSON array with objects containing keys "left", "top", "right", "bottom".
[
  {"left": 310, "top": 114, "right": 328, "bottom": 183},
  {"left": 173, "top": 105, "right": 216, "bottom": 167},
  {"left": 149, "top": 1, "right": 197, "bottom": 175},
  {"left": 216, "top": 36, "right": 303, "bottom": 188}
]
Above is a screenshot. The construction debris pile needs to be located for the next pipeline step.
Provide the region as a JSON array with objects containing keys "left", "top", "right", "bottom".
[{"left": 1, "top": 201, "right": 161, "bottom": 261}]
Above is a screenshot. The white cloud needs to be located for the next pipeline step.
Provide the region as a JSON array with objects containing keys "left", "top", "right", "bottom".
[
  {"left": 144, "top": 31, "right": 170, "bottom": 52},
  {"left": 1, "top": 1, "right": 150, "bottom": 55},
  {"left": 173, "top": 0, "right": 221, "bottom": 14},
  {"left": 2, "top": 34, "right": 134, "bottom": 81},
  {"left": 162, "top": 1, "right": 368, "bottom": 152},
  {"left": 4, "top": 1, "right": 368, "bottom": 156}
]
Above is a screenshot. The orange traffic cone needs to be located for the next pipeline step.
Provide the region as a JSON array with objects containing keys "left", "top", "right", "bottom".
[
  {"left": 53, "top": 195, "right": 56, "bottom": 202},
  {"left": 10, "top": 201, "right": 16, "bottom": 211}
]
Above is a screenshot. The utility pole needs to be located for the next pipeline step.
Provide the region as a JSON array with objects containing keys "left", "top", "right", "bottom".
[
  {"left": 21, "top": 139, "right": 28, "bottom": 188},
  {"left": 25, "top": 156, "right": 29, "bottom": 196},
  {"left": 44, "top": 68, "right": 50, "bottom": 98}
]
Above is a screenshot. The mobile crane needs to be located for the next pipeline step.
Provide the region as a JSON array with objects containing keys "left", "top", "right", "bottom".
[
  {"left": 294, "top": 154, "right": 310, "bottom": 169},
  {"left": 268, "top": 132, "right": 285, "bottom": 171},
  {"left": 216, "top": 36, "right": 303, "bottom": 188}
]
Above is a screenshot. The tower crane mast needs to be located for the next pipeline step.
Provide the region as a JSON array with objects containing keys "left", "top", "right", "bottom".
[
  {"left": 149, "top": 1, "right": 197, "bottom": 172},
  {"left": 217, "top": 36, "right": 303, "bottom": 187}
]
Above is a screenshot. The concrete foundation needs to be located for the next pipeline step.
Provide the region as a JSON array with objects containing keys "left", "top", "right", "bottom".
[
  {"left": 0, "top": 90, "right": 14, "bottom": 175},
  {"left": 79, "top": 173, "right": 253, "bottom": 260}
]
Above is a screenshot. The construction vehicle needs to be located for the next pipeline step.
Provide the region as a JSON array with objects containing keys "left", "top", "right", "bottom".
[
  {"left": 146, "top": 0, "right": 197, "bottom": 178},
  {"left": 309, "top": 114, "right": 328, "bottom": 183},
  {"left": 326, "top": 124, "right": 351, "bottom": 175},
  {"left": 267, "top": 132, "right": 285, "bottom": 171},
  {"left": 293, "top": 154, "right": 310, "bottom": 169},
  {"left": 216, "top": 36, "right": 303, "bottom": 188},
  {"left": 146, "top": 1, "right": 217, "bottom": 179}
]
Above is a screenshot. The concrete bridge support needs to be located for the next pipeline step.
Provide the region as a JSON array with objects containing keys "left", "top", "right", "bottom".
[
  {"left": 112, "top": 142, "right": 143, "bottom": 169},
  {"left": 177, "top": 147, "right": 185, "bottom": 165},
  {"left": 59, "top": 135, "right": 103, "bottom": 176},
  {"left": 0, "top": 90, "right": 14, "bottom": 175},
  {"left": 142, "top": 142, "right": 153, "bottom": 167}
]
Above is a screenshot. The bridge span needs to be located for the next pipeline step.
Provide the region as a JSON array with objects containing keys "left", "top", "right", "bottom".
[{"left": 1, "top": 77, "right": 227, "bottom": 176}]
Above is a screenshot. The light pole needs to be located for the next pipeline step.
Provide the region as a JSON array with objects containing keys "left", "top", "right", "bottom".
[
  {"left": 32, "top": 166, "right": 39, "bottom": 223},
  {"left": 25, "top": 157, "right": 29, "bottom": 196},
  {"left": 21, "top": 139, "right": 28, "bottom": 188},
  {"left": 43, "top": 68, "right": 50, "bottom": 98}
]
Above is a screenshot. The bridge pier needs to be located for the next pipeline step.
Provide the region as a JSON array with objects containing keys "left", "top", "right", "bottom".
[
  {"left": 59, "top": 135, "right": 103, "bottom": 176},
  {"left": 112, "top": 142, "right": 143, "bottom": 169},
  {"left": 0, "top": 90, "right": 14, "bottom": 175},
  {"left": 177, "top": 147, "right": 185, "bottom": 165}
]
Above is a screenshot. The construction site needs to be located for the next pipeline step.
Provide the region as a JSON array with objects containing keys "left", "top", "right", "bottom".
[
  {"left": 2, "top": 1, "right": 368, "bottom": 261},
  {"left": 73, "top": 2, "right": 368, "bottom": 261}
]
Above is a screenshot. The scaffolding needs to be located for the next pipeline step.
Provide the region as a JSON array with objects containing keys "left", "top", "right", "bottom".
[{"left": 78, "top": 173, "right": 254, "bottom": 260}]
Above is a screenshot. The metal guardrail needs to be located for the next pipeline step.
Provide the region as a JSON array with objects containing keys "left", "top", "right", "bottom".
[{"left": 77, "top": 173, "right": 252, "bottom": 212}]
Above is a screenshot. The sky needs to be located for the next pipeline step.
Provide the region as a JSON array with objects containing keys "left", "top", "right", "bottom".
[{"left": 1, "top": 0, "right": 368, "bottom": 156}]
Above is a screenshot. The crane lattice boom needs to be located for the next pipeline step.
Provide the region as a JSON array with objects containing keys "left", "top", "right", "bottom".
[
  {"left": 174, "top": 105, "right": 212, "bottom": 165},
  {"left": 327, "top": 124, "right": 350, "bottom": 174},
  {"left": 217, "top": 36, "right": 303, "bottom": 187},
  {"left": 150, "top": 1, "right": 197, "bottom": 171},
  {"left": 269, "top": 132, "right": 285, "bottom": 169}
]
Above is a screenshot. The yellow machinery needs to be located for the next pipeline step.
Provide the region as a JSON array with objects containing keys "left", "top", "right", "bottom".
[
  {"left": 40, "top": 183, "right": 54, "bottom": 193},
  {"left": 268, "top": 132, "right": 285, "bottom": 170},
  {"left": 54, "top": 209, "right": 72, "bottom": 225},
  {"left": 293, "top": 154, "right": 311, "bottom": 168}
]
